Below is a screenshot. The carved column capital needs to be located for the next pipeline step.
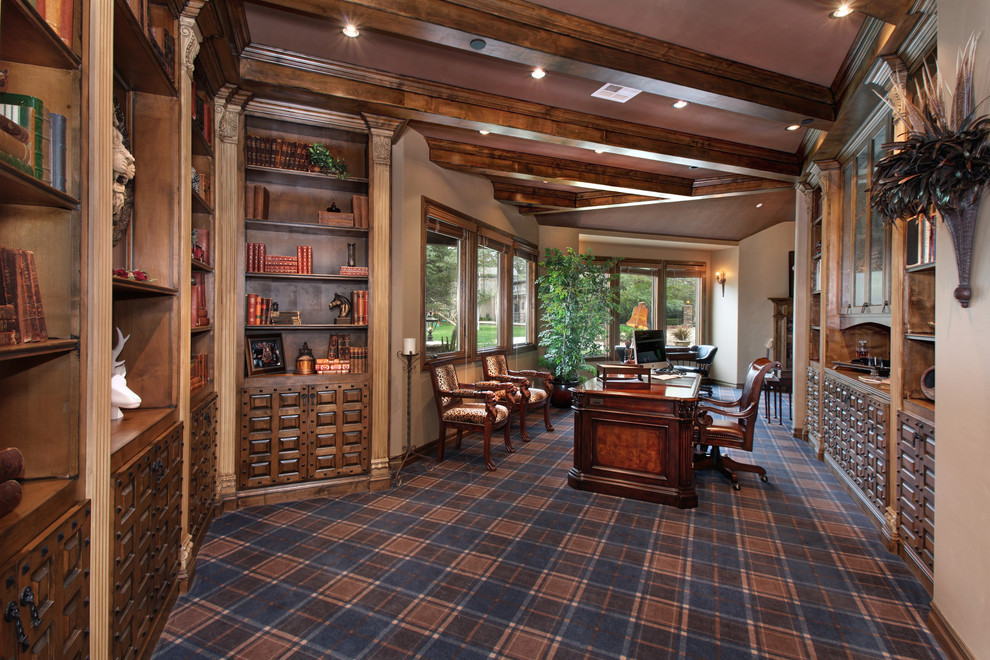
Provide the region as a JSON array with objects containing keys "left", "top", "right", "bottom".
[
  {"left": 179, "top": 16, "right": 203, "bottom": 80},
  {"left": 215, "top": 87, "right": 253, "bottom": 145}
]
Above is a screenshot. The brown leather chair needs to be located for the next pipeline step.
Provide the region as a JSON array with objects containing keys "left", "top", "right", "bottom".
[
  {"left": 481, "top": 352, "right": 554, "bottom": 441},
  {"left": 694, "top": 357, "right": 778, "bottom": 490},
  {"left": 428, "top": 359, "right": 516, "bottom": 471}
]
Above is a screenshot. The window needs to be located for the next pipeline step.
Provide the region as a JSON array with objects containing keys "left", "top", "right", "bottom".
[
  {"left": 841, "top": 115, "right": 891, "bottom": 312},
  {"left": 424, "top": 219, "right": 465, "bottom": 359},
  {"left": 512, "top": 249, "right": 536, "bottom": 346},
  {"left": 423, "top": 199, "right": 537, "bottom": 362},
  {"left": 607, "top": 260, "right": 706, "bottom": 356}
]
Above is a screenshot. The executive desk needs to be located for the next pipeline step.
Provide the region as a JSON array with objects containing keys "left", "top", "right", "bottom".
[{"left": 568, "top": 372, "right": 700, "bottom": 509}]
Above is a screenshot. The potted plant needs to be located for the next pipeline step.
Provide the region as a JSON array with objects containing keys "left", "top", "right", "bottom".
[
  {"left": 308, "top": 143, "right": 349, "bottom": 179},
  {"left": 537, "top": 248, "right": 618, "bottom": 407},
  {"left": 870, "top": 34, "right": 990, "bottom": 307},
  {"left": 671, "top": 326, "right": 692, "bottom": 346}
]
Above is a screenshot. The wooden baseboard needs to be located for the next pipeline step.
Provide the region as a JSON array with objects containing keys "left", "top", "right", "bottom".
[{"left": 928, "top": 602, "right": 975, "bottom": 660}]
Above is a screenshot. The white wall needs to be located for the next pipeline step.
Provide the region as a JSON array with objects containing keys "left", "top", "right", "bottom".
[
  {"left": 737, "top": 220, "right": 796, "bottom": 376},
  {"left": 710, "top": 247, "right": 740, "bottom": 385},
  {"left": 933, "top": 2, "right": 990, "bottom": 655},
  {"left": 389, "top": 130, "right": 539, "bottom": 456}
]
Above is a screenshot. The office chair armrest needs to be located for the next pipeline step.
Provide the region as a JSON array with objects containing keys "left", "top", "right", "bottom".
[
  {"left": 695, "top": 402, "right": 756, "bottom": 426},
  {"left": 513, "top": 369, "right": 553, "bottom": 384},
  {"left": 486, "top": 374, "right": 531, "bottom": 387},
  {"left": 441, "top": 388, "right": 499, "bottom": 405},
  {"left": 470, "top": 381, "right": 516, "bottom": 393}
]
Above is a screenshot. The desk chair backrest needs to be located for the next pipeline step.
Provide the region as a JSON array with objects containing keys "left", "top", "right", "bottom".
[
  {"left": 736, "top": 357, "right": 777, "bottom": 442},
  {"left": 695, "top": 345, "right": 718, "bottom": 367}
]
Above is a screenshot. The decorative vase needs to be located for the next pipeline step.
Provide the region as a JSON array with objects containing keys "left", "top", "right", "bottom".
[
  {"left": 550, "top": 380, "right": 578, "bottom": 408},
  {"left": 920, "top": 366, "right": 935, "bottom": 401},
  {"left": 940, "top": 189, "right": 982, "bottom": 307}
]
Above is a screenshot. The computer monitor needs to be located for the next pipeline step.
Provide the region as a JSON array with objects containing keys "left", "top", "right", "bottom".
[{"left": 633, "top": 329, "right": 671, "bottom": 371}]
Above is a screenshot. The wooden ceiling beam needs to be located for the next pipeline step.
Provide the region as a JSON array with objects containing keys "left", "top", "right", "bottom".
[
  {"left": 427, "top": 138, "right": 694, "bottom": 198},
  {"left": 240, "top": 46, "right": 802, "bottom": 179},
  {"left": 251, "top": 0, "right": 836, "bottom": 125},
  {"left": 490, "top": 181, "right": 656, "bottom": 211}
]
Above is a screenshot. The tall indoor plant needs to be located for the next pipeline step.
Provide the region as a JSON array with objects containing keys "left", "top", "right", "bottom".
[
  {"left": 537, "top": 248, "right": 618, "bottom": 406},
  {"left": 871, "top": 34, "right": 990, "bottom": 307}
]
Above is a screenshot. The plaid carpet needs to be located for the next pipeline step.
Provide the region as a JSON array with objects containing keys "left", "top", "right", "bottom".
[{"left": 154, "top": 393, "right": 944, "bottom": 659}]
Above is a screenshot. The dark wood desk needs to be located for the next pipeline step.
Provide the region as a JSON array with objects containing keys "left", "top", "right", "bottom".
[{"left": 568, "top": 373, "right": 700, "bottom": 509}]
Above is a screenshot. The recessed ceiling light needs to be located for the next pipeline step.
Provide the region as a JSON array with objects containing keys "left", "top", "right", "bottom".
[
  {"left": 541, "top": 180, "right": 548, "bottom": 184},
  {"left": 342, "top": 24, "right": 359, "bottom": 37},
  {"left": 469, "top": 38, "right": 487, "bottom": 50},
  {"left": 689, "top": 165, "right": 700, "bottom": 170},
  {"left": 756, "top": 203, "right": 763, "bottom": 208},
  {"left": 479, "top": 129, "right": 490, "bottom": 135},
  {"left": 786, "top": 124, "right": 801, "bottom": 131},
  {"left": 672, "top": 100, "right": 688, "bottom": 109},
  {"left": 831, "top": 4, "right": 853, "bottom": 18},
  {"left": 594, "top": 148, "right": 605, "bottom": 154},
  {"left": 531, "top": 67, "right": 546, "bottom": 79}
]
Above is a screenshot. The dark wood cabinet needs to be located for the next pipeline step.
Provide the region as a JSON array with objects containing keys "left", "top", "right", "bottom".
[
  {"left": 112, "top": 422, "right": 182, "bottom": 660},
  {"left": 897, "top": 410, "right": 935, "bottom": 587},
  {"left": 0, "top": 502, "right": 90, "bottom": 660},
  {"left": 239, "top": 380, "right": 369, "bottom": 489},
  {"left": 821, "top": 370, "right": 889, "bottom": 525},
  {"left": 804, "top": 365, "right": 820, "bottom": 450},
  {"left": 188, "top": 394, "right": 218, "bottom": 550}
]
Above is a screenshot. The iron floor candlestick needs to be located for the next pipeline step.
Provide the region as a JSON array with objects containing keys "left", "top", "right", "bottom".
[{"left": 392, "top": 351, "right": 434, "bottom": 486}]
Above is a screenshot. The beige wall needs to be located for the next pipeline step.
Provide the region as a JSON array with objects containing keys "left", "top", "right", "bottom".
[
  {"left": 737, "top": 221, "right": 796, "bottom": 376},
  {"left": 934, "top": 1, "right": 990, "bottom": 655},
  {"left": 388, "top": 130, "right": 540, "bottom": 457},
  {"left": 710, "top": 247, "right": 740, "bottom": 385}
]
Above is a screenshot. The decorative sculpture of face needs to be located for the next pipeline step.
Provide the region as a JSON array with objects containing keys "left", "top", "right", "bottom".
[{"left": 112, "top": 123, "right": 135, "bottom": 215}]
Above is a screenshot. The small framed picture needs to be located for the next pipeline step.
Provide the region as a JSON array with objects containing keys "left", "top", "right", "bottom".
[{"left": 245, "top": 334, "right": 286, "bottom": 376}]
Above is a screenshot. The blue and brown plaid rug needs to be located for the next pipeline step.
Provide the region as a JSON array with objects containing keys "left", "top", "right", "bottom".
[{"left": 154, "top": 396, "right": 944, "bottom": 659}]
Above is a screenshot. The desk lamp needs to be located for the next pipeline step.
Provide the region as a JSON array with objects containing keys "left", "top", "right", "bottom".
[{"left": 625, "top": 302, "right": 649, "bottom": 363}]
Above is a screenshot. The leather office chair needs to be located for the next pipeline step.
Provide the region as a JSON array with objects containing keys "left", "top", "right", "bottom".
[
  {"left": 428, "top": 360, "right": 516, "bottom": 471},
  {"left": 694, "top": 357, "right": 778, "bottom": 490},
  {"left": 674, "top": 344, "right": 717, "bottom": 395},
  {"left": 481, "top": 352, "right": 554, "bottom": 441}
]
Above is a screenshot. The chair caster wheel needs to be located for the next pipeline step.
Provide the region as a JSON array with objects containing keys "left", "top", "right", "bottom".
[{"left": 760, "top": 475, "right": 768, "bottom": 482}]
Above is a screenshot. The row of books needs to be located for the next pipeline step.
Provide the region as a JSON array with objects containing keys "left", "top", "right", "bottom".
[
  {"left": 191, "top": 82, "right": 213, "bottom": 145},
  {"left": 339, "top": 266, "right": 369, "bottom": 277},
  {"left": 351, "top": 290, "right": 369, "bottom": 325},
  {"left": 244, "top": 184, "right": 270, "bottom": 220},
  {"left": 0, "top": 247, "right": 48, "bottom": 345},
  {"left": 245, "top": 294, "right": 274, "bottom": 326},
  {"left": 191, "top": 166, "right": 212, "bottom": 205},
  {"left": 190, "top": 273, "right": 210, "bottom": 327},
  {"left": 35, "top": 0, "right": 75, "bottom": 49},
  {"left": 906, "top": 215, "right": 937, "bottom": 267},
  {"left": 192, "top": 227, "right": 211, "bottom": 265},
  {"left": 314, "top": 347, "right": 368, "bottom": 374},
  {"left": 0, "top": 92, "right": 67, "bottom": 192},
  {"left": 245, "top": 243, "right": 314, "bottom": 274},
  {"left": 246, "top": 134, "right": 318, "bottom": 171}
]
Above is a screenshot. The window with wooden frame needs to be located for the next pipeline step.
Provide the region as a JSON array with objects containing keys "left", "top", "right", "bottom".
[{"left": 422, "top": 199, "right": 537, "bottom": 363}]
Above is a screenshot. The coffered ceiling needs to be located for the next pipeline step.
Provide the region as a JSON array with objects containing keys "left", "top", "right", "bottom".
[{"left": 209, "top": 0, "right": 925, "bottom": 241}]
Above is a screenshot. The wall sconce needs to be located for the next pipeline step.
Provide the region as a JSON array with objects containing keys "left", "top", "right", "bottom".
[{"left": 715, "top": 271, "right": 727, "bottom": 297}]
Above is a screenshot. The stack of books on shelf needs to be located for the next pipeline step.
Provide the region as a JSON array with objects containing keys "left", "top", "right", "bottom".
[
  {"left": 315, "top": 357, "right": 349, "bottom": 374},
  {"left": 190, "top": 353, "right": 209, "bottom": 393},
  {"left": 245, "top": 294, "right": 274, "bottom": 326},
  {"left": 339, "top": 265, "right": 368, "bottom": 277},
  {"left": 244, "top": 184, "right": 270, "bottom": 219},
  {"left": 264, "top": 255, "right": 298, "bottom": 273},
  {"left": 37, "top": 0, "right": 75, "bottom": 48},
  {"left": 0, "top": 92, "right": 67, "bottom": 192},
  {"left": 906, "top": 215, "right": 937, "bottom": 267},
  {"left": 351, "top": 290, "right": 368, "bottom": 324},
  {"left": 192, "top": 227, "right": 210, "bottom": 265},
  {"left": 352, "top": 195, "right": 369, "bottom": 228},
  {"left": 270, "top": 309, "right": 301, "bottom": 325},
  {"left": 320, "top": 334, "right": 350, "bottom": 373},
  {"left": 245, "top": 243, "right": 267, "bottom": 272},
  {"left": 191, "top": 83, "right": 213, "bottom": 145},
  {"left": 246, "top": 134, "right": 319, "bottom": 171},
  {"left": 318, "top": 211, "right": 355, "bottom": 227},
  {"left": 0, "top": 247, "right": 48, "bottom": 345},
  {"left": 296, "top": 246, "right": 313, "bottom": 274},
  {"left": 349, "top": 346, "right": 368, "bottom": 374},
  {"left": 190, "top": 273, "right": 210, "bottom": 327}
]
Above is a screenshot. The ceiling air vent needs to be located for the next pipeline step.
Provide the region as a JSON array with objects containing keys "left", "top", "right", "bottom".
[{"left": 591, "top": 83, "right": 642, "bottom": 103}]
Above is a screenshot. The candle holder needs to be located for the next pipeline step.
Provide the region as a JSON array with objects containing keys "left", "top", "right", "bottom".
[{"left": 392, "top": 350, "right": 434, "bottom": 486}]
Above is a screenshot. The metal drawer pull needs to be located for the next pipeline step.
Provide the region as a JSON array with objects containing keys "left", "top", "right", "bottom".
[
  {"left": 20, "top": 587, "right": 41, "bottom": 628},
  {"left": 4, "top": 601, "right": 29, "bottom": 650}
]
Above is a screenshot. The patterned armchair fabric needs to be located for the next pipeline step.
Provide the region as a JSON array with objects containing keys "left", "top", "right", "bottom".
[
  {"left": 428, "top": 360, "right": 515, "bottom": 471},
  {"left": 481, "top": 352, "right": 554, "bottom": 440}
]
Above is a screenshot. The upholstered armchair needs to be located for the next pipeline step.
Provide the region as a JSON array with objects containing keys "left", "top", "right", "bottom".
[
  {"left": 428, "top": 360, "right": 517, "bottom": 471},
  {"left": 481, "top": 352, "right": 554, "bottom": 441},
  {"left": 694, "top": 357, "right": 778, "bottom": 490}
]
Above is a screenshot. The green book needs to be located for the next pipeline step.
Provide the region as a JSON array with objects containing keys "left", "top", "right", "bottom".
[{"left": 0, "top": 93, "right": 46, "bottom": 181}]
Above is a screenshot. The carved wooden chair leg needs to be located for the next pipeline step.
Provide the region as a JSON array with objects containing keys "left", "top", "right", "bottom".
[
  {"left": 518, "top": 397, "right": 531, "bottom": 442},
  {"left": 482, "top": 423, "right": 496, "bottom": 471},
  {"left": 503, "top": 420, "right": 515, "bottom": 454},
  {"left": 542, "top": 396, "right": 554, "bottom": 432},
  {"left": 455, "top": 429, "right": 463, "bottom": 450}
]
